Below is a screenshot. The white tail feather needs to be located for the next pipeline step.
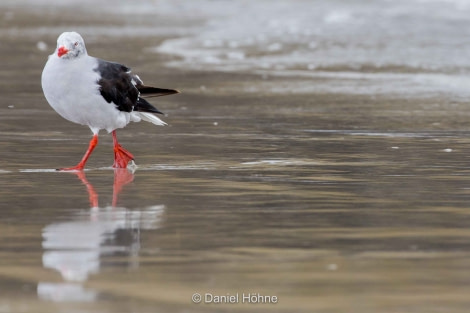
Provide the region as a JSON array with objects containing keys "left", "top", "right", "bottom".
[{"left": 138, "top": 112, "right": 167, "bottom": 126}]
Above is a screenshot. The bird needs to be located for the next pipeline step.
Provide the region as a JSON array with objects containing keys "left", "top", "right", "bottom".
[{"left": 41, "top": 31, "right": 178, "bottom": 171}]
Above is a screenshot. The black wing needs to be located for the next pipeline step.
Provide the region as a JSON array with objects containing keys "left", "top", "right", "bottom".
[{"left": 95, "top": 59, "right": 178, "bottom": 114}]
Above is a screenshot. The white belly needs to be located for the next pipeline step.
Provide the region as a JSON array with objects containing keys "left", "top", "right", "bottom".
[{"left": 41, "top": 55, "right": 131, "bottom": 133}]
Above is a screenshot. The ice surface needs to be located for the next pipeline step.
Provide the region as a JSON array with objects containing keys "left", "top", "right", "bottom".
[{"left": 151, "top": 0, "right": 470, "bottom": 97}]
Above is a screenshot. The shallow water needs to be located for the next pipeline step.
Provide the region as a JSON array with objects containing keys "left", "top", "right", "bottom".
[{"left": 2, "top": 1, "right": 470, "bottom": 313}]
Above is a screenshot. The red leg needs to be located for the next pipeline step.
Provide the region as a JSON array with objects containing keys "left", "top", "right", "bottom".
[
  {"left": 112, "top": 130, "right": 134, "bottom": 168},
  {"left": 59, "top": 134, "right": 98, "bottom": 171}
]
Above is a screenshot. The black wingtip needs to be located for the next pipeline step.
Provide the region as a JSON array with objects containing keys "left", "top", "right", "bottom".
[
  {"left": 152, "top": 108, "right": 165, "bottom": 115},
  {"left": 138, "top": 86, "right": 180, "bottom": 98},
  {"left": 135, "top": 97, "right": 165, "bottom": 114}
]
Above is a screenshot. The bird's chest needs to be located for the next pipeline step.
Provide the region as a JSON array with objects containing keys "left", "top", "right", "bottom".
[
  {"left": 43, "top": 60, "right": 100, "bottom": 103},
  {"left": 42, "top": 58, "right": 105, "bottom": 120}
]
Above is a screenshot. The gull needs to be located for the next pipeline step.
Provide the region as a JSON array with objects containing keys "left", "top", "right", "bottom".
[{"left": 41, "top": 31, "right": 178, "bottom": 170}]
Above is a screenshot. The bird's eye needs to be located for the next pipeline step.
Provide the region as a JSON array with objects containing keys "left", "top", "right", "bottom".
[{"left": 74, "top": 41, "right": 79, "bottom": 47}]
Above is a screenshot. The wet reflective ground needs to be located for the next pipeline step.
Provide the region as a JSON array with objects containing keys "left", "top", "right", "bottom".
[{"left": 2, "top": 1, "right": 470, "bottom": 313}]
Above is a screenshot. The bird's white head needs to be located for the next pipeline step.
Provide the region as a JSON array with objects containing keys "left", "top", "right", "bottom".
[{"left": 55, "top": 31, "right": 87, "bottom": 59}]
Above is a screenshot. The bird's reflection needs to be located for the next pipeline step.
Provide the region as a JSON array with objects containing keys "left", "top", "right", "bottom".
[{"left": 38, "top": 169, "right": 165, "bottom": 302}]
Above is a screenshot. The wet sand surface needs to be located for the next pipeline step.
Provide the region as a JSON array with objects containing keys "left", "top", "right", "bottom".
[{"left": 2, "top": 2, "right": 470, "bottom": 313}]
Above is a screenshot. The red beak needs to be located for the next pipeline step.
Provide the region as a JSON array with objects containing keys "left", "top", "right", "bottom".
[{"left": 57, "top": 46, "right": 69, "bottom": 57}]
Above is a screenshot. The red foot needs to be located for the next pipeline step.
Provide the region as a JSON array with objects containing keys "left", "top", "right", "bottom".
[
  {"left": 112, "top": 130, "right": 134, "bottom": 168},
  {"left": 113, "top": 144, "right": 134, "bottom": 168}
]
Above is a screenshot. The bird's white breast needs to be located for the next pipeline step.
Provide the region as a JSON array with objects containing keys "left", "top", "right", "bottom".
[{"left": 41, "top": 55, "right": 132, "bottom": 133}]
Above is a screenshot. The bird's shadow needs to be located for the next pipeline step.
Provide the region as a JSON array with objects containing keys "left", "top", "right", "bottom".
[{"left": 37, "top": 169, "right": 165, "bottom": 302}]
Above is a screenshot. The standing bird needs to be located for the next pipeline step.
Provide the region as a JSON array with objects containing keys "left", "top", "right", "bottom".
[{"left": 41, "top": 31, "right": 178, "bottom": 171}]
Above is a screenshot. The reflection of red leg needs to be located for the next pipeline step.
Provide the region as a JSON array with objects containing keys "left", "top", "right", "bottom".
[
  {"left": 59, "top": 135, "right": 98, "bottom": 171},
  {"left": 112, "top": 168, "right": 135, "bottom": 207},
  {"left": 112, "top": 131, "right": 134, "bottom": 168},
  {"left": 74, "top": 170, "right": 99, "bottom": 208}
]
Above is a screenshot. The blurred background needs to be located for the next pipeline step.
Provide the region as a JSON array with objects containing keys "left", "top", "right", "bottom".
[{"left": 2, "top": 0, "right": 470, "bottom": 312}]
